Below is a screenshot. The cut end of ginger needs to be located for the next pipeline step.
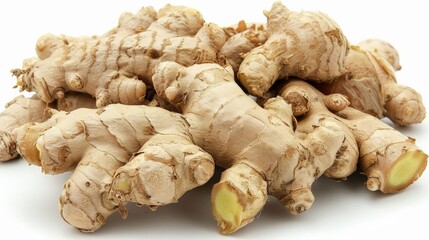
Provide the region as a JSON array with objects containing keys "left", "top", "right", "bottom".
[
  {"left": 384, "top": 149, "right": 428, "bottom": 193},
  {"left": 211, "top": 182, "right": 244, "bottom": 235},
  {"left": 61, "top": 201, "right": 97, "bottom": 232},
  {"left": 18, "top": 127, "right": 42, "bottom": 166}
]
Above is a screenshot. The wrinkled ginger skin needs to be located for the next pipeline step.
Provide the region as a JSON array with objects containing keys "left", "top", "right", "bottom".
[
  {"left": 238, "top": 1, "right": 349, "bottom": 97},
  {"left": 0, "top": 93, "right": 95, "bottom": 162},
  {"left": 153, "top": 62, "right": 344, "bottom": 234},
  {"left": 13, "top": 5, "right": 226, "bottom": 108},
  {"left": 318, "top": 46, "right": 385, "bottom": 118},
  {"left": 279, "top": 80, "right": 359, "bottom": 180},
  {"left": 358, "top": 38, "right": 401, "bottom": 71},
  {"left": 0, "top": 95, "right": 52, "bottom": 161},
  {"left": 359, "top": 40, "right": 426, "bottom": 126},
  {"left": 281, "top": 81, "right": 427, "bottom": 193},
  {"left": 15, "top": 104, "right": 214, "bottom": 232},
  {"left": 219, "top": 21, "right": 267, "bottom": 73},
  {"left": 320, "top": 41, "right": 425, "bottom": 126},
  {"left": 337, "top": 107, "right": 427, "bottom": 193}
]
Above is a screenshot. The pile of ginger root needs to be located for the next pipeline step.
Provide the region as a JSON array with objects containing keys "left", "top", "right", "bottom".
[{"left": 0, "top": 1, "right": 427, "bottom": 235}]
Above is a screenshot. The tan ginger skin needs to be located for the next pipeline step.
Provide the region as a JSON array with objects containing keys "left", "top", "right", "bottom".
[
  {"left": 0, "top": 93, "right": 95, "bottom": 162},
  {"left": 279, "top": 80, "right": 428, "bottom": 193},
  {"left": 237, "top": 1, "right": 349, "bottom": 97},
  {"left": 14, "top": 104, "right": 214, "bottom": 232},
  {"left": 1, "top": 1, "right": 427, "bottom": 236},
  {"left": 152, "top": 62, "right": 345, "bottom": 234},
  {"left": 0, "top": 95, "right": 51, "bottom": 161},
  {"left": 278, "top": 82, "right": 359, "bottom": 180},
  {"left": 319, "top": 39, "right": 425, "bottom": 126},
  {"left": 12, "top": 5, "right": 226, "bottom": 108},
  {"left": 219, "top": 21, "right": 267, "bottom": 73}
]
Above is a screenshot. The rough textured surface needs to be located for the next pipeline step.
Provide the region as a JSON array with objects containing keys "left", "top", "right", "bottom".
[
  {"left": 219, "top": 21, "right": 267, "bottom": 73},
  {"left": 237, "top": 1, "right": 349, "bottom": 97},
  {"left": 358, "top": 38, "right": 401, "bottom": 71},
  {"left": 153, "top": 62, "right": 344, "bottom": 234},
  {"left": 0, "top": 93, "right": 95, "bottom": 162},
  {"left": 0, "top": 95, "right": 51, "bottom": 161},
  {"left": 13, "top": 5, "right": 226, "bottom": 108},
  {"left": 319, "top": 41, "right": 425, "bottom": 126},
  {"left": 1, "top": 1, "right": 427, "bottom": 236},
  {"left": 280, "top": 81, "right": 427, "bottom": 193},
  {"left": 337, "top": 107, "right": 427, "bottom": 192},
  {"left": 14, "top": 104, "right": 214, "bottom": 232},
  {"left": 279, "top": 80, "right": 359, "bottom": 180}
]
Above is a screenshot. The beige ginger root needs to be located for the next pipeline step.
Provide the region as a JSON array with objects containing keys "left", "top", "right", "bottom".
[
  {"left": 358, "top": 38, "right": 401, "bottom": 71},
  {"left": 278, "top": 80, "right": 359, "bottom": 180},
  {"left": 14, "top": 104, "right": 214, "bottom": 232},
  {"left": 237, "top": 1, "right": 349, "bottom": 97},
  {"left": 0, "top": 93, "right": 95, "bottom": 162},
  {"left": 340, "top": 107, "right": 427, "bottom": 192},
  {"left": 280, "top": 80, "right": 427, "bottom": 193},
  {"left": 0, "top": 95, "right": 51, "bottom": 161},
  {"left": 319, "top": 40, "right": 425, "bottom": 126},
  {"left": 152, "top": 62, "right": 345, "bottom": 234},
  {"left": 13, "top": 5, "right": 226, "bottom": 108},
  {"left": 219, "top": 21, "right": 267, "bottom": 73}
]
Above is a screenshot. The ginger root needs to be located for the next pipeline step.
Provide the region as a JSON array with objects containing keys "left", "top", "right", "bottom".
[
  {"left": 318, "top": 40, "right": 425, "bottom": 126},
  {"left": 237, "top": 1, "right": 349, "bottom": 97},
  {"left": 153, "top": 62, "right": 345, "bottom": 234},
  {"left": 12, "top": 5, "right": 226, "bottom": 108},
  {"left": 0, "top": 93, "right": 95, "bottom": 162},
  {"left": 278, "top": 80, "right": 359, "bottom": 180},
  {"left": 0, "top": 95, "right": 51, "bottom": 161},
  {"left": 1, "top": 1, "right": 427, "bottom": 236},
  {"left": 14, "top": 104, "right": 214, "bottom": 232},
  {"left": 219, "top": 21, "right": 267, "bottom": 73},
  {"left": 279, "top": 80, "right": 427, "bottom": 193}
]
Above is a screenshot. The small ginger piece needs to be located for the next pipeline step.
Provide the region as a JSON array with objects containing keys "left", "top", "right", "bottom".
[
  {"left": 237, "top": 1, "right": 349, "bottom": 97},
  {"left": 14, "top": 104, "right": 214, "bottom": 232},
  {"left": 152, "top": 62, "right": 345, "bottom": 234}
]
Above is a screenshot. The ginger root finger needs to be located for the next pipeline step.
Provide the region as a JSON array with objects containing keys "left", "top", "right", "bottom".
[
  {"left": 360, "top": 39, "right": 425, "bottom": 125},
  {"left": 1, "top": 92, "right": 95, "bottom": 163},
  {"left": 211, "top": 163, "right": 267, "bottom": 235},
  {"left": 238, "top": 1, "right": 349, "bottom": 97},
  {"left": 0, "top": 95, "right": 52, "bottom": 161},
  {"left": 219, "top": 21, "right": 267, "bottom": 73},
  {"left": 279, "top": 80, "right": 359, "bottom": 180},
  {"left": 15, "top": 104, "right": 213, "bottom": 231},
  {"left": 60, "top": 147, "right": 121, "bottom": 232},
  {"left": 382, "top": 83, "right": 425, "bottom": 126},
  {"left": 282, "top": 80, "right": 427, "bottom": 192},
  {"left": 110, "top": 134, "right": 214, "bottom": 207},
  {"left": 13, "top": 5, "right": 226, "bottom": 107},
  {"left": 358, "top": 38, "right": 401, "bottom": 71},
  {"left": 280, "top": 119, "right": 345, "bottom": 214},
  {"left": 319, "top": 42, "right": 425, "bottom": 126},
  {"left": 153, "top": 62, "right": 345, "bottom": 234},
  {"left": 337, "top": 107, "right": 428, "bottom": 193},
  {"left": 33, "top": 5, "right": 160, "bottom": 62}
]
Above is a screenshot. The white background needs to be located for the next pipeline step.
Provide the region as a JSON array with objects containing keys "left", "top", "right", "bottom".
[{"left": 0, "top": 1, "right": 428, "bottom": 239}]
